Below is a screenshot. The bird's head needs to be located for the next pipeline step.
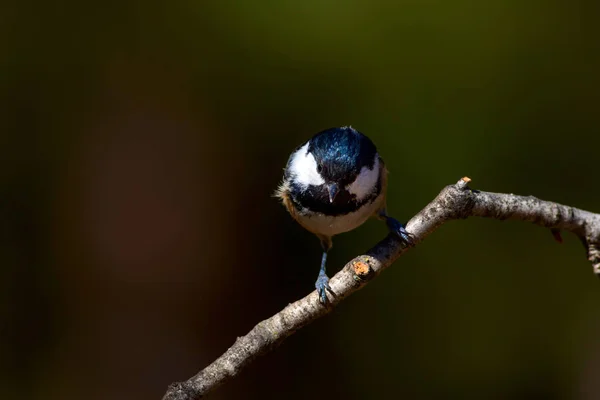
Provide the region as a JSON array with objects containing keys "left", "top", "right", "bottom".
[{"left": 286, "top": 126, "right": 381, "bottom": 207}]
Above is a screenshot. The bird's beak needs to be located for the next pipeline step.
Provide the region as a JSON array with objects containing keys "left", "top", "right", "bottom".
[{"left": 327, "top": 183, "right": 339, "bottom": 203}]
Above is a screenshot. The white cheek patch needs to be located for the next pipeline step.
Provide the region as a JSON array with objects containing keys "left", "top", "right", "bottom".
[
  {"left": 346, "top": 155, "right": 380, "bottom": 201},
  {"left": 289, "top": 142, "right": 325, "bottom": 188}
]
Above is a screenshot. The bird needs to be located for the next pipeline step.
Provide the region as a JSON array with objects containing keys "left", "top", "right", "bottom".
[{"left": 275, "top": 126, "right": 412, "bottom": 304}]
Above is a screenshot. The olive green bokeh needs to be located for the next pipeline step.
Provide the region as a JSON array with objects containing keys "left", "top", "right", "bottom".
[{"left": 1, "top": 1, "right": 599, "bottom": 399}]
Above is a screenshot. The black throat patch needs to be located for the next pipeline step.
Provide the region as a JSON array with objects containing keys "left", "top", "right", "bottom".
[{"left": 288, "top": 175, "right": 382, "bottom": 216}]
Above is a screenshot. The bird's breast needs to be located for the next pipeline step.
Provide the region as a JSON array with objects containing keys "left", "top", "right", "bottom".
[{"left": 294, "top": 192, "right": 384, "bottom": 237}]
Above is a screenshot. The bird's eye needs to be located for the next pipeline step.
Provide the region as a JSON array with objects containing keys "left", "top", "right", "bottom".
[{"left": 317, "top": 164, "right": 323, "bottom": 173}]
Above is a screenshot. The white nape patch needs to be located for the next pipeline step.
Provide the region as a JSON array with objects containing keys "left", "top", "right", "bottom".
[
  {"left": 288, "top": 142, "right": 325, "bottom": 188},
  {"left": 346, "top": 155, "right": 380, "bottom": 201}
]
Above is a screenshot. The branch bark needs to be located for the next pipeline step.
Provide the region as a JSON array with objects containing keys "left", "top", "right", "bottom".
[{"left": 162, "top": 177, "right": 600, "bottom": 400}]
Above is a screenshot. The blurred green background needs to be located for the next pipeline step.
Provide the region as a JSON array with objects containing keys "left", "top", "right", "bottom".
[{"left": 1, "top": 1, "right": 599, "bottom": 399}]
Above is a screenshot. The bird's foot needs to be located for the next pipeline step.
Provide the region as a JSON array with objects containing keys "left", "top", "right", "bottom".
[
  {"left": 315, "top": 272, "right": 333, "bottom": 304},
  {"left": 386, "top": 217, "right": 414, "bottom": 246}
]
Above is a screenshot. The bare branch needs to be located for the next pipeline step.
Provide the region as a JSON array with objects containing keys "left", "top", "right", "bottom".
[{"left": 162, "top": 177, "right": 600, "bottom": 400}]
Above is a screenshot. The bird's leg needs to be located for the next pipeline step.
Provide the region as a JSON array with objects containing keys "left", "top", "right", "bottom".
[
  {"left": 377, "top": 208, "right": 413, "bottom": 246},
  {"left": 315, "top": 236, "right": 333, "bottom": 304}
]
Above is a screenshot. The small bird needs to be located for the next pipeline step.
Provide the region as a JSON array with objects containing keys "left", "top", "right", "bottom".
[{"left": 275, "top": 126, "right": 412, "bottom": 304}]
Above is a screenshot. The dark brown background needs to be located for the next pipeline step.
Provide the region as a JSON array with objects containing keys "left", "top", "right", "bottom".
[{"left": 1, "top": 1, "right": 600, "bottom": 399}]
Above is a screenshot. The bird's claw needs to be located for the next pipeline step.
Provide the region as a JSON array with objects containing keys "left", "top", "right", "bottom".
[
  {"left": 386, "top": 217, "right": 414, "bottom": 246},
  {"left": 315, "top": 272, "right": 333, "bottom": 304}
]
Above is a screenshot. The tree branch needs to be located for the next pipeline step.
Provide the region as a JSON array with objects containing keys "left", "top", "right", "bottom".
[{"left": 162, "top": 177, "right": 600, "bottom": 400}]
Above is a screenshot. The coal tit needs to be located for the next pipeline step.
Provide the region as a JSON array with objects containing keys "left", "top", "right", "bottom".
[{"left": 276, "top": 126, "right": 412, "bottom": 304}]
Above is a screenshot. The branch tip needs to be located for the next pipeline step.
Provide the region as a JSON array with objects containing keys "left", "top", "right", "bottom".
[
  {"left": 588, "top": 243, "right": 600, "bottom": 275},
  {"left": 455, "top": 176, "right": 472, "bottom": 190},
  {"left": 551, "top": 229, "right": 563, "bottom": 244}
]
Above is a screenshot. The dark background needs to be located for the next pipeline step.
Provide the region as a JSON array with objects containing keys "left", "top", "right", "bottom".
[{"left": 2, "top": 1, "right": 600, "bottom": 399}]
